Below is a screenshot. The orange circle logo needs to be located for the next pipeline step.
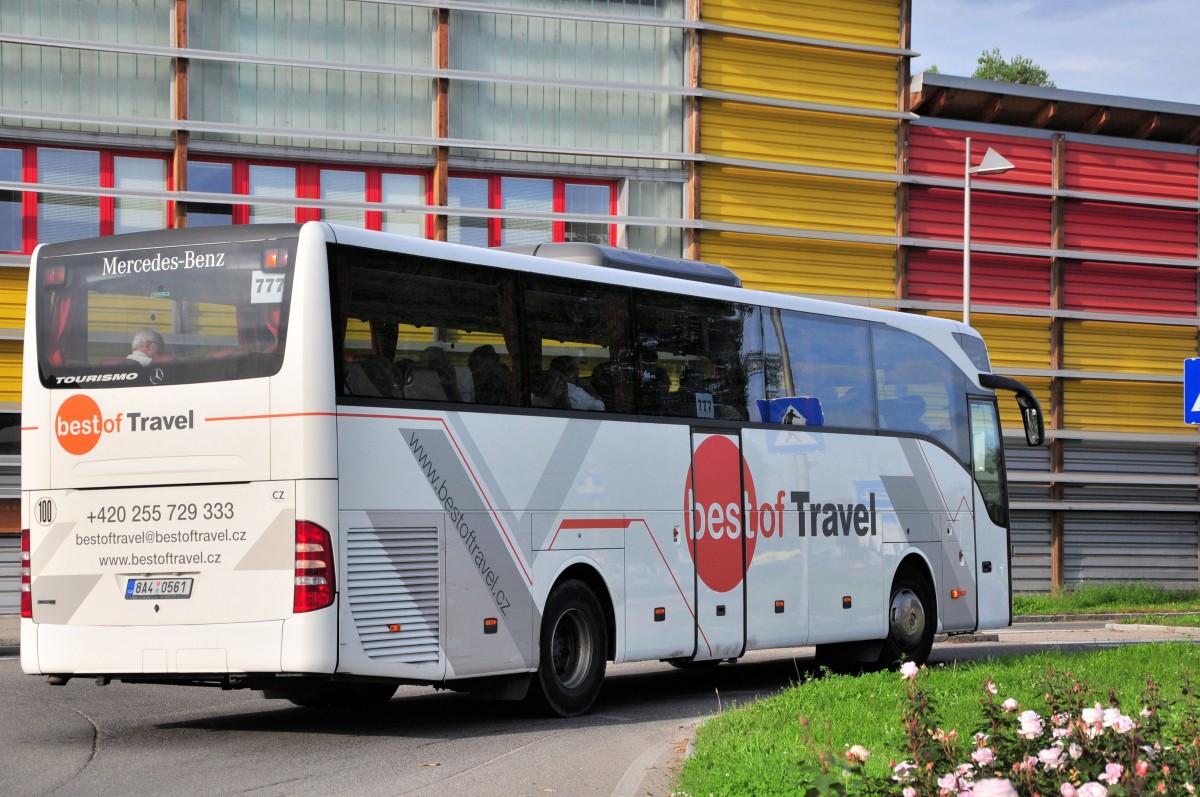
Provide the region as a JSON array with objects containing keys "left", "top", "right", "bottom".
[{"left": 55, "top": 394, "right": 106, "bottom": 455}]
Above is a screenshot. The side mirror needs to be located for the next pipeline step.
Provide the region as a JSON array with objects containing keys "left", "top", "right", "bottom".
[
  {"left": 979, "top": 373, "right": 1045, "bottom": 447},
  {"left": 1016, "top": 393, "right": 1044, "bottom": 447}
]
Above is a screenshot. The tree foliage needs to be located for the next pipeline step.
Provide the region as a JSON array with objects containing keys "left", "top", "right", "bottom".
[{"left": 972, "top": 48, "right": 1055, "bottom": 87}]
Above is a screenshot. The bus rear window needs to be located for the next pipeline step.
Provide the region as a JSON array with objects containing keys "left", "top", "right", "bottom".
[{"left": 35, "top": 230, "right": 297, "bottom": 388}]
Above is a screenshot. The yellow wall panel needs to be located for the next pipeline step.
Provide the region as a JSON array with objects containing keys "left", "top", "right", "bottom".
[
  {"left": 1064, "top": 379, "right": 1188, "bottom": 434},
  {"left": 702, "top": 101, "right": 897, "bottom": 173},
  {"left": 700, "top": 165, "right": 895, "bottom": 235},
  {"left": 1063, "top": 321, "right": 1196, "bottom": 376},
  {"left": 699, "top": 231, "right": 894, "bottom": 298},
  {"left": 0, "top": 339, "right": 21, "bottom": 405},
  {"left": 0, "top": 267, "right": 28, "bottom": 331},
  {"left": 702, "top": 0, "right": 902, "bottom": 49},
  {"left": 702, "top": 34, "right": 899, "bottom": 111},
  {"left": 969, "top": 314, "right": 1051, "bottom": 370}
]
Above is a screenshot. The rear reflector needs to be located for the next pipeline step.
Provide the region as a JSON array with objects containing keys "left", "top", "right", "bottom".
[
  {"left": 20, "top": 529, "right": 31, "bottom": 619},
  {"left": 294, "top": 521, "right": 335, "bottom": 613}
]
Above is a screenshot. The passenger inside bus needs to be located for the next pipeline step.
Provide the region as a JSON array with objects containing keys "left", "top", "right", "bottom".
[
  {"left": 126, "top": 327, "right": 165, "bottom": 366},
  {"left": 469, "top": 345, "right": 512, "bottom": 406},
  {"left": 548, "top": 356, "right": 604, "bottom": 411}
]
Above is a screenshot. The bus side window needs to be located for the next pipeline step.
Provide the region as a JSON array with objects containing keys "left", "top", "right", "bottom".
[
  {"left": 872, "top": 324, "right": 970, "bottom": 459},
  {"left": 767, "top": 309, "right": 873, "bottom": 430},
  {"left": 522, "top": 274, "right": 632, "bottom": 414},
  {"left": 633, "top": 291, "right": 752, "bottom": 421}
]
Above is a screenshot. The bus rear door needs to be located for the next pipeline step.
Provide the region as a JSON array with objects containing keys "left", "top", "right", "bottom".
[{"left": 687, "top": 431, "right": 747, "bottom": 662}]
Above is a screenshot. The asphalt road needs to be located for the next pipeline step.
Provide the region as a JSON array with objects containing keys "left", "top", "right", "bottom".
[{"left": 2, "top": 619, "right": 1196, "bottom": 797}]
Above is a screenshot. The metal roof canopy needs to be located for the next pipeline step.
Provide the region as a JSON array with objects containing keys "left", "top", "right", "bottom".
[{"left": 910, "top": 72, "right": 1200, "bottom": 146}]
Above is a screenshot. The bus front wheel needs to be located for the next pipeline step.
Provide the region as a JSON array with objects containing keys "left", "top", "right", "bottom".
[
  {"left": 527, "top": 579, "right": 607, "bottom": 718},
  {"left": 876, "top": 571, "right": 936, "bottom": 669}
]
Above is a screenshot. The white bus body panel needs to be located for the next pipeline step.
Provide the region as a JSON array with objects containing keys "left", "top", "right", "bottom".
[
  {"left": 328, "top": 407, "right": 985, "bottom": 682},
  {"left": 21, "top": 223, "right": 340, "bottom": 678}
]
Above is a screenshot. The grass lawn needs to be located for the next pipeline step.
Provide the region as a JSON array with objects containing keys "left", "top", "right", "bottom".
[
  {"left": 1014, "top": 583, "right": 1200, "bottom": 617},
  {"left": 673, "top": 585, "right": 1200, "bottom": 796},
  {"left": 674, "top": 644, "right": 1200, "bottom": 795}
]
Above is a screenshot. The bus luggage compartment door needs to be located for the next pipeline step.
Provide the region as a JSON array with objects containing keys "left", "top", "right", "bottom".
[{"left": 687, "top": 431, "right": 747, "bottom": 662}]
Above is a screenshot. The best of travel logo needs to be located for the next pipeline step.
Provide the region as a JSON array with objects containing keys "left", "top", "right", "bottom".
[
  {"left": 55, "top": 394, "right": 195, "bottom": 455},
  {"left": 683, "top": 436, "right": 878, "bottom": 594}
]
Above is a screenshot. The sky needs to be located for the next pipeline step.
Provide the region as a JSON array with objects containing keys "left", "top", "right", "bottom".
[{"left": 911, "top": 0, "right": 1200, "bottom": 106}]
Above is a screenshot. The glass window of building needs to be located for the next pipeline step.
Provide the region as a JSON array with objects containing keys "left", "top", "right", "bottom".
[
  {"left": 380, "top": 172, "right": 426, "bottom": 238},
  {"left": 0, "top": 148, "right": 21, "bottom": 253},
  {"left": 37, "top": 148, "right": 100, "bottom": 244},
  {"left": 565, "top": 183, "right": 612, "bottom": 244},
  {"left": 320, "top": 169, "right": 366, "bottom": 228},
  {"left": 501, "top": 177, "right": 553, "bottom": 246},
  {"left": 186, "top": 161, "right": 234, "bottom": 227},
  {"left": 248, "top": 164, "right": 296, "bottom": 225},
  {"left": 448, "top": 176, "right": 489, "bottom": 247},
  {"left": 113, "top": 156, "right": 167, "bottom": 235}
]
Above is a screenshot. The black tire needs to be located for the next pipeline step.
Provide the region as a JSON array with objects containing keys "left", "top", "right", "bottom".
[
  {"left": 281, "top": 682, "right": 398, "bottom": 710},
  {"left": 527, "top": 579, "right": 607, "bottom": 718},
  {"left": 876, "top": 571, "right": 936, "bottom": 669}
]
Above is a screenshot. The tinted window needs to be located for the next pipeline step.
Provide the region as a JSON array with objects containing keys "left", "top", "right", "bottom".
[
  {"left": 36, "top": 231, "right": 295, "bottom": 388},
  {"left": 873, "top": 324, "right": 969, "bottom": 458},
  {"left": 764, "top": 308, "right": 873, "bottom": 429},
  {"left": 333, "top": 247, "right": 520, "bottom": 405},
  {"left": 633, "top": 291, "right": 753, "bottom": 421}
]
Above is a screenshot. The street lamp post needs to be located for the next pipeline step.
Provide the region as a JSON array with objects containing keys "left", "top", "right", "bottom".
[{"left": 963, "top": 137, "right": 1015, "bottom": 326}]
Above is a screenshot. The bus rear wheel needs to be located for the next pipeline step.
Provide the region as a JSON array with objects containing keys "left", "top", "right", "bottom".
[
  {"left": 876, "top": 571, "right": 936, "bottom": 669},
  {"left": 527, "top": 579, "right": 607, "bottom": 718}
]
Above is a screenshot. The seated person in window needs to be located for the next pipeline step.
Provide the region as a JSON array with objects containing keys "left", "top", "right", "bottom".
[
  {"left": 530, "top": 369, "right": 570, "bottom": 410},
  {"left": 422, "top": 346, "right": 461, "bottom": 402},
  {"left": 127, "top": 327, "right": 165, "bottom": 366},
  {"left": 469, "top": 344, "right": 512, "bottom": 405},
  {"left": 549, "top": 356, "right": 604, "bottom": 411}
]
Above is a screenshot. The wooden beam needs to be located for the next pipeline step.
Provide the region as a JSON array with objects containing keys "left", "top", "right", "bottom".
[
  {"left": 1080, "top": 107, "right": 1110, "bottom": 135},
  {"left": 1133, "top": 113, "right": 1160, "bottom": 140},
  {"left": 980, "top": 94, "right": 1005, "bottom": 123},
  {"left": 171, "top": 0, "right": 188, "bottom": 229},
  {"left": 1033, "top": 101, "right": 1057, "bottom": 128},
  {"left": 432, "top": 8, "right": 449, "bottom": 242}
]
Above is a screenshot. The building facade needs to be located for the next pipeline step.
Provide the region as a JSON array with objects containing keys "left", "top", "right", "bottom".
[{"left": 0, "top": 0, "right": 1197, "bottom": 608}]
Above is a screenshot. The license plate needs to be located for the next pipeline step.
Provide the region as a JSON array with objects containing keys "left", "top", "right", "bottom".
[{"left": 125, "top": 578, "right": 193, "bottom": 600}]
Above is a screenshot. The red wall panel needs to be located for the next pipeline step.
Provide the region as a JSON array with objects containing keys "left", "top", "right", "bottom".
[
  {"left": 1063, "top": 261, "right": 1197, "bottom": 317},
  {"left": 1064, "top": 201, "right": 1198, "bottom": 259},
  {"left": 1065, "top": 142, "right": 1199, "bottom": 201},
  {"left": 908, "top": 186, "right": 1051, "bottom": 247},
  {"left": 907, "top": 249, "right": 1050, "bottom": 307},
  {"left": 909, "top": 126, "right": 1053, "bottom": 186}
]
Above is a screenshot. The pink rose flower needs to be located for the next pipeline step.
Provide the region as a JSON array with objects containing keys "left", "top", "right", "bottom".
[
  {"left": 900, "top": 661, "right": 919, "bottom": 680},
  {"left": 1099, "top": 762, "right": 1124, "bottom": 784},
  {"left": 973, "top": 778, "right": 1019, "bottom": 797},
  {"left": 972, "top": 747, "right": 995, "bottom": 767},
  {"left": 1078, "top": 783, "right": 1108, "bottom": 797}
]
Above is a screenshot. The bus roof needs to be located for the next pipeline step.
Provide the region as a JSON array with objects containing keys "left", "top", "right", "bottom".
[{"left": 500, "top": 243, "right": 742, "bottom": 288}]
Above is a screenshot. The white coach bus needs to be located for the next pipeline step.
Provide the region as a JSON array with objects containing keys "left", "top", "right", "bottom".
[{"left": 20, "top": 222, "right": 1042, "bottom": 716}]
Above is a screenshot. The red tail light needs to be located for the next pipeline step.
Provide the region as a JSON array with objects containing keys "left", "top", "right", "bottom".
[
  {"left": 20, "top": 529, "right": 31, "bottom": 619},
  {"left": 294, "top": 521, "right": 335, "bottom": 613}
]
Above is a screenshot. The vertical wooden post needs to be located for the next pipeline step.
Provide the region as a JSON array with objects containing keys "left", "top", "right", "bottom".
[
  {"left": 171, "top": 0, "right": 189, "bottom": 229},
  {"left": 1049, "top": 133, "right": 1067, "bottom": 590},
  {"left": 432, "top": 8, "right": 450, "bottom": 242},
  {"left": 895, "top": 0, "right": 912, "bottom": 301},
  {"left": 683, "top": 0, "right": 701, "bottom": 260}
]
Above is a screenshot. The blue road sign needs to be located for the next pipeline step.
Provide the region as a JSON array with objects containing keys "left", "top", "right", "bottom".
[{"left": 1186, "top": 358, "right": 1200, "bottom": 424}]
